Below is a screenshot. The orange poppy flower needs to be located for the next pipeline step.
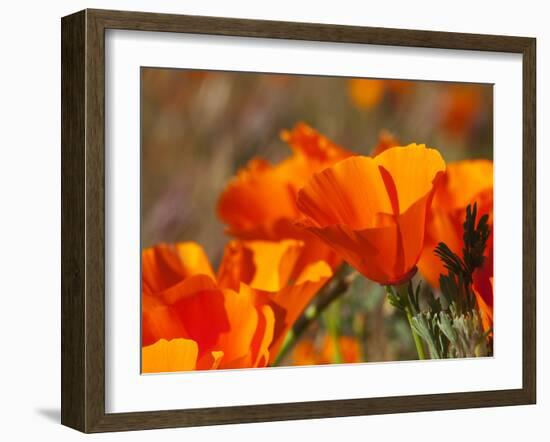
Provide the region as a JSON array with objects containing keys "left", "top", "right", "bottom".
[
  {"left": 296, "top": 144, "right": 446, "bottom": 285},
  {"left": 292, "top": 336, "right": 361, "bottom": 365},
  {"left": 142, "top": 238, "right": 333, "bottom": 372},
  {"left": 348, "top": 78, "right": 413, "bottom": 110},
  {"left": 417, "top": 160, "right": 493, "bottom": 288},
  {"left": 217, "top": 122, "right": 353, "bottom": 242}
]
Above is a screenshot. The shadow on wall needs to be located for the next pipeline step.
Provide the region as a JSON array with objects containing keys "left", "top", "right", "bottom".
[{"left": 35, "top": 408, "right": 60, "bottom": 423}]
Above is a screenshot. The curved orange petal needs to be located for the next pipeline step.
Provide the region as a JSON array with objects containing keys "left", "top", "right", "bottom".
[
  {"left": 142, "top": 292, "right": 188, "bottom": 347},
  {"left": 214, "top": 287, "right": 261, "bottom": 369},
  {"left": 217, "top": 240, "right": 256, "bottom": 291},
  {"left": 141, "top": 293, "right": 186, "bottom": 346},
  {"left": 211, "top": 285, "right": 276, "bottom": 370},
  {"left": 196, "top": 350, "right": 225, "bottom": 370},
  {"left": 159, "top": 273, "right": 218, "bottom": 304},
  {"left": 235, "top": 239, "right": 334, "bottom": 294},
  {"left": 301, "top": 223, "right": 396, "bottom": 284},
  {"left": 142, "top": 245, "right": 183, "bottom": 294},
  {"left": 173, "top": 242, "right": 216, "bottom": 278},
  {"left": 433, "top": 160, "right": 493, "bottom": 211},
  {"left": 374, "top": 144, "right": 446, "bottom": 214},
  {"left": 297, "top": 156, "right": 393, "bottom": 229},
  {"left": 249, "top": 304, "right": 276, "bottom": 368},
  {"left": 394, "top": 192, "right": 435, "bottom": 280},
  {"left": 297, "top": 145, "right": 445, "bottom": 284},
  {"left": 143, "top": 273, "right": 230, "bottom": 353},
  {"left": 245, "top": 240, "right": 296, "bottom": 292},
  {"left": 293, "top": 234, "right": 343, "bottom": 272},
  {"left": 167, "top": 285, "right": 231, "bottom": 356},
  {"left": 142, "top": 242, "right": 215, "bottom": 294},
  {"left": 217, "top": 158, "right": 299, "bottom": 239},
  {"left": 142, "top": 338, "right": 198, "bottom": 373}
]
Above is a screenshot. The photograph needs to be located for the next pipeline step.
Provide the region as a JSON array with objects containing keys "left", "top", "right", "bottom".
[{"left": 140, "top": 68, "right": 494, "bottom": 373}]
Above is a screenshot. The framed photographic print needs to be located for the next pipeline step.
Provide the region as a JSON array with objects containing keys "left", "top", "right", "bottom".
[{"left": 61, "top": 9, "right": 536, "bottom": 433}]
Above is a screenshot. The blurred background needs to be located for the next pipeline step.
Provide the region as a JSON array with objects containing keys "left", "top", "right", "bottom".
[{"left": 141, "top": 67, "right": 493, "bottom": 364}]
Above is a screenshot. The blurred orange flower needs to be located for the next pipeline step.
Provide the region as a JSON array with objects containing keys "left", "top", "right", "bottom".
[
  {"left": 292, "top": 336, "right": 361, "bottom": 365},
  {"left": 348, "top": 78, "right": 413, "bottom": 110},
  {"left": 417, "top": 160, "right": 493, "bottom": 288},
  {"left": 297, "top": 144, "right": 446, "bottom": 285},
  {"left": 142, "top": 238, "right": 333, "bottom": 372},
  {"left": 439, "top": 84, "right": 485, "bottom": 136},
  {"left": 217, "top": 122, "right": 353, "bottom": 242}
]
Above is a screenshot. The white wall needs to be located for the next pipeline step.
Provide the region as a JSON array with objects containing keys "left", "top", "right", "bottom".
[{"left": 0, "top": 0, "right": 545, "bottom": 440}]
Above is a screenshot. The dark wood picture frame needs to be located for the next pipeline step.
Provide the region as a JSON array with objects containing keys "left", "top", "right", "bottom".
[{"left": 61, "top": 8, "right": 536, "bottom": 433}]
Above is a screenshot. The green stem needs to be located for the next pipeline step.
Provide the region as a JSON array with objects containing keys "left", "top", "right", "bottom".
[
  {"left": 404, "top": 305, "right": 426, "bottom": 360},
  {"left": 389, "top": 283, "right": 426, "bottom": 360},
  {"left": 273, "top": 267, "right": 358, "bottom": 366}
]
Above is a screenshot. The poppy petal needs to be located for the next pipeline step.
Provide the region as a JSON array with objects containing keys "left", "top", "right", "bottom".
[
  {"left": 374, "top": 144, "right": 446, "bottom": 213},
  {"left": 297, "top": 156, "right": 392, "bottom": 229},
  {"left": 142, "top": 242, "right": 215, "bottom": 294},
  {"left": 142, "top": 338, "right": 198, "bottom": 373},
  {"left": 215, "top": 287, "right": 260, "bottom": 368}
]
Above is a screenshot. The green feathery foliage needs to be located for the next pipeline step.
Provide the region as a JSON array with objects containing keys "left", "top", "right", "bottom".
[{"left": 388, "top": 202, "right": 493, "bottom": 359}]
